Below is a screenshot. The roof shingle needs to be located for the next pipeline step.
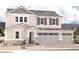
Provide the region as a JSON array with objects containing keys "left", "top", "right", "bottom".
[
  {"left": 7, "top": 6, "right": 61, "bottom": 16},
  {"left": 61, "top": 24, "right": 78, "bottom": 30},
  {"left": 30, "top": 10, "right": 61, "bottom": 16}
]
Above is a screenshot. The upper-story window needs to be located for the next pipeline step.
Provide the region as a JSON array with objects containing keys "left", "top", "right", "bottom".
[
  {"left": 49, "top": 18, "right": 59, "bottom": 25},
  {"left": 15, "top": 16, "right": 27, "bottom": 23},
  {"left": 20, "top": 17, "right": 23, "bottom": 22},
  {"left": 15, "top": 17, "right": 18, "bottom": 22},
  {"left": 37, "top": 17, "right": 47, "bottom": 25},
  {"left": 24, "top": 17, "right": 27, "bottom": 22},
  {"left": 56, "top": 18, "right": 59, "bottom": 25}
]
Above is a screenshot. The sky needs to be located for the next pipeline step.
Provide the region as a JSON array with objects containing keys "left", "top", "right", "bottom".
[{"left": 0, "top": 0, "right": 79, "bottom": 23}]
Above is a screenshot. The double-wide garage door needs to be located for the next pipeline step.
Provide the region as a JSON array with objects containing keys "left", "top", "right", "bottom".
[
  {"left": 37, "top": 33, "right": 73, "bottom": 45},
  {"left": 37, "top": 33, "right": 59, "bottom": 45}
]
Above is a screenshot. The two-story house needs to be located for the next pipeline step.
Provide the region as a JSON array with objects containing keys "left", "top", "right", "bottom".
[{"left": 5, "top": 6, "right": 74, "bottom": 45}]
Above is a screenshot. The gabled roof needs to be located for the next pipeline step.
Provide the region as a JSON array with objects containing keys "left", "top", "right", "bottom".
[
  {"left": 7, "top": 6, "right": 35, "bottom": 14},
  {"left": 7, "top": 6, "right": 62, "bottom": 16},
  {"left": 61, "top": 24, "right": 79, "bottom": 30},
  {"left": 29, "top": 10, "right": 60, "bottom": 16},
  {"left": 10, "top": 8, "right": 32, "bottom": 14},
  {"left": 7, "top": 9, "right": 14, "bottom": 12}
]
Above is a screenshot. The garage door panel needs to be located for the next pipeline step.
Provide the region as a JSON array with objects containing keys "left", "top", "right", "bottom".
[
  {"left": 37, "top": 35, "right": 59, "bottom": 45},
  {"left": 62, "top": 35, "right": 72, "bottom": 44}
]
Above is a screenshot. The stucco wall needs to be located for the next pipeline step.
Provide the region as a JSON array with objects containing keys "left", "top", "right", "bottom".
[{"left": 5, "top": 13, "right": 62, "bottom": 29}]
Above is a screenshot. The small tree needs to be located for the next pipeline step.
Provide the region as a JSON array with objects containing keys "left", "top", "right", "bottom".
[
  {"left": 0, "top": 27, "right": 5, "bottom": 36},
  {"left": 74, "top": 27, "right": 79, "bottom": 44}
]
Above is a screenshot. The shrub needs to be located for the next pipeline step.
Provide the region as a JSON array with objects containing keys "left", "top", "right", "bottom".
[
  {"left": 35, "top": 43, "right": 40, "bottom": 45},
  {"left": 74, "top": 38, "right": 79, "bottom": 44},
  {"left": 74, "top": 27, "right": 79, "bottom": 44},
  {"left": 0, "top": 28, "right": 5, "bottom": 36},
  {"left": 0, "top": 40, "right": 4, "bottom": 43}
]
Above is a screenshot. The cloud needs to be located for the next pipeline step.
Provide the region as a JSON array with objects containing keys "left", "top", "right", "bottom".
[
  {"left": 0, "top": 0, "right": 79, "bottom": 23},
  {"left": 1, "top": 6, "right": 79, "bottom": 23},
  {"left": 56, "top": 6, "right": 79, "bottom": 23}
]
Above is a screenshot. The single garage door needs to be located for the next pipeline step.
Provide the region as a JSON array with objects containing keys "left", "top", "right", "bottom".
[
  {"left": 37, "top": 33, "right": 59, "bottom": 45},
  {"left": 62, "top": 33, "right": 73, "bottom": 44}
]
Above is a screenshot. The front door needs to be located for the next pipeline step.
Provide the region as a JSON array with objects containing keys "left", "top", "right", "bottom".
[{"left": 29, "top": 32, "right": 34, "bottom": 44}]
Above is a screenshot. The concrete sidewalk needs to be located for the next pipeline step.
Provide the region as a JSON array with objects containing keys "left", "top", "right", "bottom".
[{"left": 0, "top": 44, "right": 79, "bottom": 50}]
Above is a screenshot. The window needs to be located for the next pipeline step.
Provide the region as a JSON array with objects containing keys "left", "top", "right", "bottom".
[
  {"left": 37, "top": 17, "right": 47, "bottom": 25},
  {"left": 54, "top": 33, "right": 58, "bottom": 35},
  {"left": 44, "top": 18, "right": 47, "bottom": 25},
  {"left": 15, "top": 17, "right": 18, "bottom": 22},
  {"left": 49, "top": 18, "right": 59, "bottom": 25},
  {"left": 49, "top": 33, "right": 58, "bottom": 35},
  {"left": 43, "top": 33, "right": 48, "bottom": 35},
  {"left": 53, "top": 19, "right": 55, "bottom": 25},
  {"left": 20, "top": 17, "right": 23, "bottom": 22},
  {"left": 15, "top": 32, "right": 19, "bottom": 39},
  {"left": 37, "top": 17, "right": 40, "bottom": 25},
  {"left": 41, "top": 18, "right": 43, "bottom": 24},
  {"left": 62, "top": 33, "right": 66, "bottom": 35},
  {"left": 62, "top": 33, "right": 72, "bottom": 35},
  {"left": 56, "top": 18, "right": 59, "bottom": 25},
  {"left": 49, "top": 33, "right": 53, "bottom": 35},
  {"left": 49, "top": 18, "right": 56, "bottom": 25},
  {"left": 67, "top": 33, "right": 72, "bottom": 35},
  {"left": 38, "top": 33, "right": 42, "bottom": 35},
  {"left": 15, "top": 16, "right": 27, "bottom": 23},
  {"left": 49, "top": 18, "right": 52, "bottom": 25},
  {"left": 24, "top": 17, "right": 27, "bottom": 22},
  {"left": 38, "top": 33, "right": 59, "bottom": 35}
]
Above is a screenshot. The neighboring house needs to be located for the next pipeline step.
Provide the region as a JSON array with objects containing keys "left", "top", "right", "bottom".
[
  {"left": 0, "top": 22, "right": 5, "bottom": 36},
  {"left": 0, "top": 22, "right": 5, "bottom": 28},
  {"left": 5, "top": 6, "right": 75, "bottom": 45},
  {"left": 0, "top": 22, "right": 5, "bottom": 41}
]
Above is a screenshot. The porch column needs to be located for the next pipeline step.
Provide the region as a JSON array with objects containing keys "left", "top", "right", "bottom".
[{"left": 59, "top": 32, "right": 63, "bottom": 44}]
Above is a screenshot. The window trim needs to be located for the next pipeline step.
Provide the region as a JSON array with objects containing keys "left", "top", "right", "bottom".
[
  {"left": 37, "top": 17, "right": 47, "bottom": 26},
  {"left": 14, "top": 16, "right": 28, "bottom": 24},
  {"left": 20, "top": 17, "right": 23, "bottom": 22},
  {"left": 49, "top": 18, "right": 59, "bottom": 26}
]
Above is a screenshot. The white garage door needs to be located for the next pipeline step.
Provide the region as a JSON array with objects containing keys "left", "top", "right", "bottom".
[
  {"left": 37, "top": 33, "right": 59, "bottom": 45},
  {"left": 62, "top": 33, "right": 73, "bottom": 44}
]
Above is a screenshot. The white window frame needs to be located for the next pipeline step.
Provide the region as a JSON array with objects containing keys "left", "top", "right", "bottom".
[
  {"left": 20, "top": 16, "right": 23, "bottom": 22},
  {"left": 14, "top": 15, "right": 28, "bottom": 24}
]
